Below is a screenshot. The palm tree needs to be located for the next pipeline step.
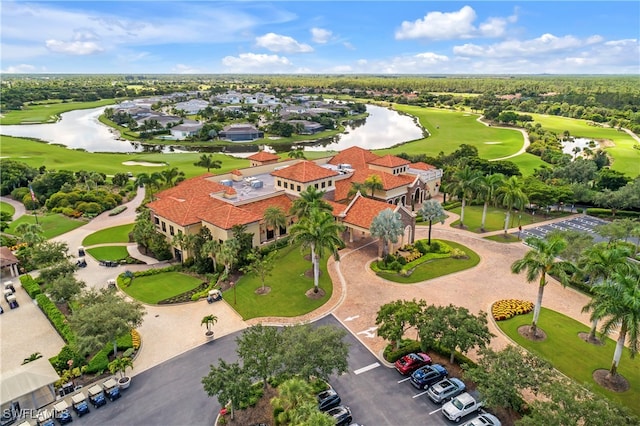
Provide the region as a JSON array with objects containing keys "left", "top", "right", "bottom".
[
  {"left": 290, "top": 209, "right": 344, "bottom": 293},
  {"left": 579, "top": 244, "right": 633, "bottom": 341},
  {"left": 448, "top": 166, "right": 481, "bottom": 229},
  {"left": 15, "top": 223, "right": 45, "bottom": 246},
  {"left": 290, "top": 186, "right": 332, "bottom": 220},
  {"left": 370, "top": 209, "right": 405, "bottom": 258},
  {"left": 511, "top": 235, "right": 576, "bottom": 336},
  {"left": 193, "top": 154, "right": 222, "bottom": 173},
  {"left": 263, "top": 206, "right": 287, "bottom": 240},
  {"left": 583, "top": 265, "right": 640, "bottom": 376},
  {"left": 288, "top": 149, "right": 306, "bottom": 160},
  {"left": 201, "top": 239, "right": 221, "bottom": 272},
  {"left": 108, "top": 356, "right": 134, "bottom": 382},
  {"left": 476, "top": 173, "right": 505, "bottom": 232},
  {"left": 363, "top": 174, "right": 384, "bottom": 198},
  {"left": 217, "top": 238, "right": 241, "bottom": 279},
  {"left": 201, "top": 314, "right": 218, "bottom": 336},
  {"left": 497, "top": 175, "right": 529, "bottom": 235},
  {"left": 347, "top": 183, "right": 368, "bottom": 200},
  {"left": 161, "top": 167, "right": 184, "bottom": 187},
  {"left": 419, "top": 200, "right": 447, "bottom": 245},
  {"left": 135, "top": 172, "right": 163, "bottom": 200}
]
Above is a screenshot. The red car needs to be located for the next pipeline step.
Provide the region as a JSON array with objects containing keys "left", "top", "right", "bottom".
[{"left": 394, "top": 352, "right": 432, "bottom": 375}]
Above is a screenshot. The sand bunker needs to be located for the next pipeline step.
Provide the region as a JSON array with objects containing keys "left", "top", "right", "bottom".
[
  {"left": 484, "top": 141, "right": 502, "bottom": 144},
  {"left": 122, "top": 161, "right": 167, "bottom": 167}
]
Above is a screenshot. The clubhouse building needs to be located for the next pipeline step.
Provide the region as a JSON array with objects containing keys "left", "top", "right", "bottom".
[{"left": 147, "top": 147, "right": 442, "bottom": 259}]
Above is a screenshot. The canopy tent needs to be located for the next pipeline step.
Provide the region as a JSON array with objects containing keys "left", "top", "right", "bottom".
[{"left": 0, "top": 358, "right": 59, "bottom": 409}]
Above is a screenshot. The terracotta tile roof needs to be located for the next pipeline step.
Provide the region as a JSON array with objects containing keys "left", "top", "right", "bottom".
[
  {"left": 231, "top": 169, "right": 243, "bottom": 176},
  {"left": 0, "top": 246, "right": 18, "bottom": 267},
  {"left": 328, "top": 146, "right": 380, "bottom": 169},
  {"left": 368, "top": 154, "right": 410, "bottom": 168},
  {"left": 327, "top": 200, "right": 348, "bottom": 216},
  {"left": 147, "top": 174, "right": 228, "bottom": 226},
  {"left": 410, "top": 162, "right": 437, "bottom": 171},
  {"left": 341, "top": 195, "right": 395, "bottom": 229},
  {"left": 333, "top": 178, "right": 355, "bottom": 202},
  {"left": 199, "top": 204, "right": 262, "bottom": 229},
  {"left": 239, "top": 194, "right": 293, "bottom": 219},
  {"left": 350, "top": 169, "right": 413, "bottom": 191},
  {"left": 247, "top": 151, "right": 279, "bottom": 162},
  {"left": 271, "top": 160, "right": 338, "bottom": 183}
]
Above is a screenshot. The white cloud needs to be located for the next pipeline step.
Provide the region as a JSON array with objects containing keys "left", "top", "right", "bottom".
[
  {"left": 45, "top": 39, "right": 104, "bottom": 55},
  {"left": 373, "top": 52, "right": 450, "bottom": 74},
  {"left": 395, "top": 5, "right": 517, "bottom": 40},
  {"left": 311, "top": 27, "right": 332, "bottom": 44},
  {"left": 255, "top": 33, "right": 313, "bottom": 53},
  {"left": 343, "top": 42, "right": 355, "bottom": 50},
  {"left": 1, "top": 63, "right": 36, "bottom": 73},
  {"left": 172, "top": 64, "right": 201, "bottom": 74},
  {"left": 453, "top": 33, "right": 597, "bottom": 58},
  {"left": 221, "top": 53, "right": 293, "bottom": 72},
  {"left": 330, "top": 65, "right": 353, "bottom": 73}
]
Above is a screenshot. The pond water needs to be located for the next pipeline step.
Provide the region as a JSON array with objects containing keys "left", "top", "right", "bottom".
[
  {"left": 0, "top": 104, "right": 425, "bottom": 154},
  {"left": 560, "top": 137, "right": 598, "bottom": 157}
]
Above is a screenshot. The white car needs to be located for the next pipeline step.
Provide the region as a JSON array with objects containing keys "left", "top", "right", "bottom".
[
  {"left": 442, "top": 392, "right": 483, "bottom": 422},
  {"left": 462, "top": 412, "right": 502, "bottom": 426}
]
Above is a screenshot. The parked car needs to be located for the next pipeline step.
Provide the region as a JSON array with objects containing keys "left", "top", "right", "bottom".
[
  {"left": 394, "top": 352, "right": 431, "bottom": 375},
  {"left": 326, "top": 405, "right": 352, "bottom": 426},
  {"left": 426, "top": 377, "right": 466, "bottom": 404},
  {"left": 317, "top": 388, "right": 341, "bottom": 411},
  {"left": 87, "top": 385, "right": 106, "bottom": 408},
  {"left": 102, "top": 378, "right": 121, "bottom": 402},
  {"left": 462, "top": 412, "right": 502, "bottom": 426},
  {"left": 442, "top": 392, "right": 484, "bottom": 423},
  {"left": 52, "top": 400, "right": 73, "bottom": 425},
  {"left": 409, "top": 364, "right": 448, "bottom": 390},
  {"left": 71, "top": 392, "right": 90, "bottom": 417}
]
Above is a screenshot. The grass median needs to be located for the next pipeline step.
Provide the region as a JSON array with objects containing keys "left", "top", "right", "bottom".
[
  {"left": 6, "top": 213, "right": 86, "bottom": 239},
  {"left": 83, "top": 223, "right": 134, "bottom": 246},
  {"left": 119, "top": 271, "right": 203, "bottom": 304}
]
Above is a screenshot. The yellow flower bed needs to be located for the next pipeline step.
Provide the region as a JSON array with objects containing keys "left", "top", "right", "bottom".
[
  {"left": 131, "top": 329, "right": 141, "bottom": 349},
  {"left": 492, "top": 299, "right": 534, "bottom": 321}
]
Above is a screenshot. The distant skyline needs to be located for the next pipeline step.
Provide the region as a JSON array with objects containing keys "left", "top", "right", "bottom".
[{"left": 1, "top": 1, "right": 639, "bottom": 75}]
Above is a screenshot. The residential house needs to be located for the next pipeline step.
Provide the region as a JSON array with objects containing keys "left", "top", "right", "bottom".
[
  {"left": 174, "top": 99, "right": 209, "bottom": 115},
  {"left": 219, "top": 124, "right": 264, "bottom": 142},
  {"left": 287, "top": 120, "right": 325, "bottom": 134},
  {"left": 170, "top": 123, "right": 204, "bottom": 140},
  {"left": 247, "top": 151, "right": 280, "bottom": 167}
]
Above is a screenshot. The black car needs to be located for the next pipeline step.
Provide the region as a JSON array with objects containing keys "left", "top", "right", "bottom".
[
  {"left": 409, "top": 363, "right": 448, "bottom": 390},
  {"left": 317, "top": 388, "right": 341, "bottom": 412},
  {"left": 326, "top": 405, "right": 352, "bottom": 426}
]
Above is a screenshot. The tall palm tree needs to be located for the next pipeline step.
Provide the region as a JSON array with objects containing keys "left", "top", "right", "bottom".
[
  {"left": 370, "top": 209, "right": 405, "bottom": 258},
  {"left": 419, "top": 199, "right": 447, "bottom": 245},
  {"left": 290, "top": 209, "right": 344, "bottom": 293},
  {"left": 497, "top": 175, "right": 529, "bottom": 235},
  {"left": 511, "top": 235, "right": 576, "bottom": 336},
  {"left": 161, "top": 167, "right": 184, "bottom": 187},
  {"left": 193, "top": 154, "right": 222, "bottom": 173},
  {"left": 579, "top": 244, "right": 633, "bottom": 340},
  {"left": 290, "top": 186, "right": 332, "bottom": 220},
  {"left": 135, "top": 172, "right": 163, "bottom": 200},
  {"left": 263, "top": 206, "right": 287, "bottom": 240},
  {"left": 201, "top": 239, "right": 221, "bottom": 272},
  {"left": 448, "top": 166, "right": 481, "bottom": 229},
  {"left": 476, "top": 173, "right": 505, "bottom": 232},
  {"left": 15, "top": 223, "right": 45, "bottom": 246},
  {"left": 583, "top": 265, "right": 640, "bottom": 376},
  {"left": 217, "top": 238, "right": 241, "bottom": 279},
  {"left": 364, "top": 174, "right": 384, "bottom": 198}
]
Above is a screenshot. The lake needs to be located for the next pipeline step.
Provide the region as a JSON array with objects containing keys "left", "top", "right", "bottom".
[{"left": 0, "top": 104, "right": 425, "bottom": 154}]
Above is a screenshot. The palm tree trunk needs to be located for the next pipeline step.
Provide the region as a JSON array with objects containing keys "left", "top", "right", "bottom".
[
  {"left": 113, "top": 340, "right": 118, "bottom": 358},
  {"left": 588, "top": 318, "right": 598, "bottom": 341},
  {"left": 504, "top": 210, "right": 511, "bottom": 234},
  {"left": 313, "top": 253, "right": 320, "bottom": 292},
  {"left": 481, "top": 202, "right": 488, "bottom": 231},
  {"left": 531, "top": 281, "right": 545, "bottom": 336},
  {"left": 460, "top": 198, "right": 466, "bottom": 228},
  {"left": 609, "top": 324, "right": 627, "bottom": 376},
  {"left": 428, "top": 220, "right": 433, "bottom": 245}
]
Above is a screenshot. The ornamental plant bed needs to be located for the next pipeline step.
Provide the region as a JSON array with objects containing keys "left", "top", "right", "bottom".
[
  {"left": 491, "top": 299, "right": 534, "bottom": 321},
  {"left": 158, "top": 282, "right": 209, "bottom": 304}
]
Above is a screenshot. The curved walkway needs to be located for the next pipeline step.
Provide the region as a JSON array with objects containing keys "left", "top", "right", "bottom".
[
  {"left": 0, "top": 196, "right": 27, "bottom": 220},
  {"left": 476, "top": 116, "right": 531, "bottom": 161}
]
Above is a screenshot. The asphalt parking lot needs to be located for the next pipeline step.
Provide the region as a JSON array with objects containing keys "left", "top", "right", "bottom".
[
  {"left": 32, "top": 315, "right": 466, "bottom": 426},
  {"left": 517, "top": 215, "right": 612, "bottom": 243}
]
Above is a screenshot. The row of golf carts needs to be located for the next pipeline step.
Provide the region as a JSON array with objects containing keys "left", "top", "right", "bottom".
[
  {"left": 1, "top": 281, "right": 19, "bottom": 314},
  {"left": 33, "top": 378, "right": 121, "bottom": 426}
]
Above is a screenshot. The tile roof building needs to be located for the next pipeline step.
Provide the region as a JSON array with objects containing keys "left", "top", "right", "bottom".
[{"left": 147, "top": 146, "right": 442, "bottom": 260}]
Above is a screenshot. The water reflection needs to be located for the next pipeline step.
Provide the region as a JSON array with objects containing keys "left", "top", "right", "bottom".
[{"left": 0, "top": 104, "right": 425, "bottom": 154}]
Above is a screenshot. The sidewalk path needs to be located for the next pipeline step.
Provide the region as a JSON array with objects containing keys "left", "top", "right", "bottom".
[
  {"left": 475, "top": 116, "right": 531, "bottom": 161},
  {"left": 0, "top": 196, "right": 27, "bottom": 220}
]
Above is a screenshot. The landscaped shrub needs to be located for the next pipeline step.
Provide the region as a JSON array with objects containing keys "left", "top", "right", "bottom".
[
  {"left": 585, "top": 208, "right": 640, "bottom": 219},
  {"left": 442, "top": 201, "right": 462, "bottom": 210},
  {"left": 450, "top": 248, "right": 468, "bottom": 259},
  {"left": 131, "top": 329, "right": 141, "bottom": 349},
  {"left": 49, "top": 345, "right": 86, "bottom": 372},
  {"left": 491, "top": 299, "right": 534, "bottom": 321},
  {"left": 415, "top": 239, "right": 430, "bottom": 254},
  {"left": 109, "top": 205, "right": 127, "bottom": 216},
  {"left": 429, "top": 241, "right": 442, "bottom": 253},
  {"left": 158, "top": 281, "right": 209, "bottom": 304},
  {"left": 20, "top": 274, "right": 42, "bottom": 298},
  {"left": 421, "top": 340, "right": 477, "bottom": 368},
  {"left": 35, "top": 294, "right": 75, "bottom": 344},
  {"left": 85, "top": 348, "right": 109, "bottom": 374},
  {"left": 383, "top": 339, "right": 422, "bottom": 362}
]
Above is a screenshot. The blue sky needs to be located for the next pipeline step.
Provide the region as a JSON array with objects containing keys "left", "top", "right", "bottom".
[{"left": 1, "top": 1, "right": 639, "bottom": 74}]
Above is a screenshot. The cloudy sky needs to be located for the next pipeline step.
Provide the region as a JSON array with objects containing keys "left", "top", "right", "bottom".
[{"left": 1, "top": 1, "right": 638, "bottom": 74}]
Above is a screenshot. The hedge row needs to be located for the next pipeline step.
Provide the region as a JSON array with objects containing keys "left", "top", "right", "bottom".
[
  {"left": 20, "top": 274, "right": 42, "bottom": 299},
  {"left": 586, "top": 208, "right": 640, "bottom": 219},
  {"left": 35, "top": 294, "right": 75, "bottom": 344},
  {"left": 85, "top": 332, "right": 134, "bottom": 374}
]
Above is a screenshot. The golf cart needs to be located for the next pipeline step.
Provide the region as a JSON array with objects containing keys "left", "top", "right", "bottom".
[
  {"left": 36, "top": 410, "right": 55, "bottom": 426},
  {"left": 207, "top": 289, "right": 222, "bottom": 303},
  {"left": 5, "top": 293, "right": 18, "bottom": 309},
  {"left": 71, "top": 393, "right": 90, "bottom": 417},
  {"left": 52, "top": 400, "right": 73, "bottom": 425},
  {"left": 75, "top": 257, "right": 87, "bottom": 268},
  {"left": 87, "top": 385, "right": 106, "bottom": 408},
  {"left": 107, "top": 279, "right": 116, "bottom": 289},
  {"left": 4, "top": 281, "right": 15, "bottom": 293},
  {"left": 102, "top": 379, "right": 121, "bottom": 402}
]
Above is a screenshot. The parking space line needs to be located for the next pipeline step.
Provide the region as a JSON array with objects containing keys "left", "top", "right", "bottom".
[
  {"left": 412, "top": 390, "right": 429, "bottom": 399},
  {"left": 429, "top": 407, "right": 442, "bottom": 415},
  {"left": 354, "top": 362, "right": 380, "bottom": 375},
  {"left": 397, "top": 377, "right": 410, "bottom": 384}
]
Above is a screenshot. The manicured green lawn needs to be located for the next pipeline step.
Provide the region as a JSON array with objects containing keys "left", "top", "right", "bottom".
[
  {"left": 448, "top": 205, "right": 570, "bottom": 233},
  {"left": 528, "top": 113, "right": 640, "bottom": 177},
  {"left": 0, "top": 135, "right": 250, "bottom": 177},
  {"left": 119, "top": 271, "right": 203, "bottom": 304},
  {"left": 0, "top": 99, "right": 117, "bottom": 124},
  {"left": 505, "top": 152, "right": 547, "bottom": 177},
  {"left": 497, "top": 308, "right": 640, "bottom": 416},
  {"left": 86, "top": 246, "right": 130, "bottom": 262},
  {"left": 0, "top": 202, "right": 15, "bottom": 219},
  {"left": 228, "top": 244, "right": 332, "bottom": 320},
  {"left": 6, "top": 213, "right": 86, "bottom": 239},
  {"left": 83, "top": 224, "right": 134, "bottom": 246},
  {"left": 374, "top": 240, "right": 480, "bottom": 283},
  {"left": 484, "top": 234, "right": 521, "bottom": 243}
]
